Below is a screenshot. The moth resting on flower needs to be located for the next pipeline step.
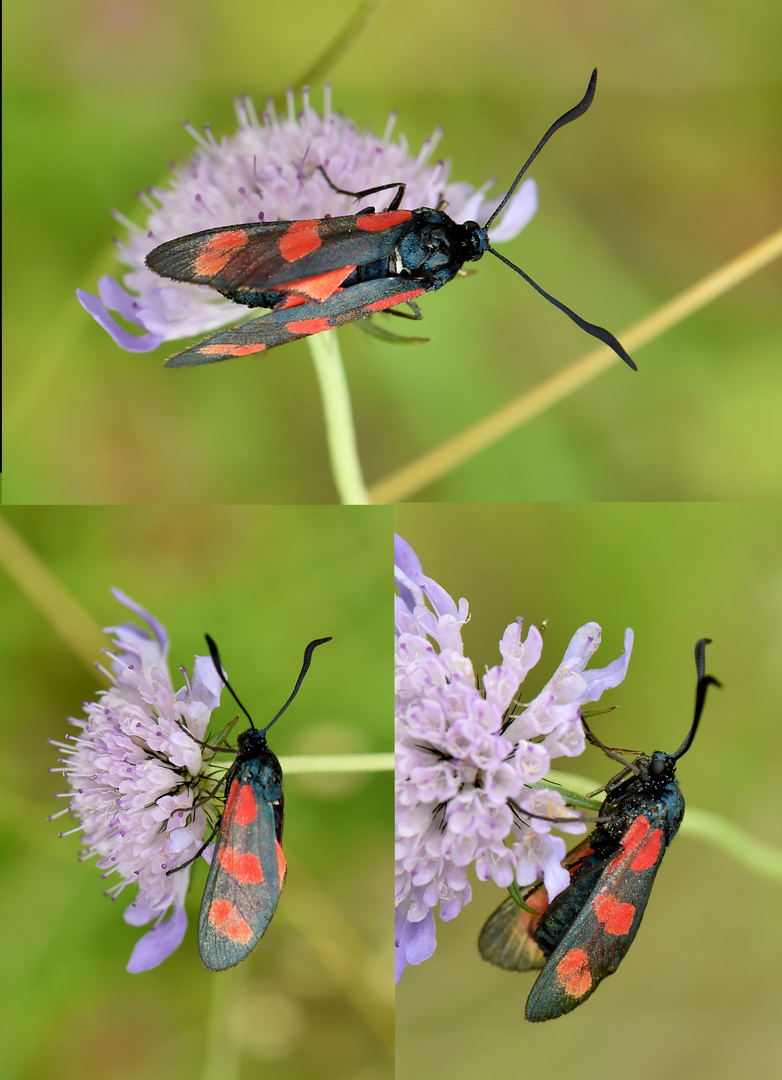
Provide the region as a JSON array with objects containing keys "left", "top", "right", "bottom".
[
  {"left": 479, "top": 639, "right": 720, "bottom": 1021},
  {"left": 394, "top": 535, "right": 635, "bottom": 982},
  {"left": 79, "top": 77, "right": 635, "bottom": 370}
]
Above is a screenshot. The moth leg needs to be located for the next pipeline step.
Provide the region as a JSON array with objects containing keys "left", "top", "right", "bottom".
[
  {"left": 383, "top": 299, "right": 424, "bottom": 321},
  {"left": 315, "top": 164, "right": 406, "bottom": 211}
]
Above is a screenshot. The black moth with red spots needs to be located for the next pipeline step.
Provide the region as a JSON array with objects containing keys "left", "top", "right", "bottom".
[
  {"left": 145, "top": 69, "right": 636, "bottom": 371},
  {"left": 479, "top": 639, "right": 720, "bottom": 1021},
  {"left": 197, "top": 633, "right": 330, "bottom": 971}
]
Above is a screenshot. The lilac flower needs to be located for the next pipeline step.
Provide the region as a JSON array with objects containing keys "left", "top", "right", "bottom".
[
  {"left": 395, "top": 535, "right": 633, "bottom": 981},
  {"left": 50, "top": 589, "right": 224, "bottom": 972},
  {"left": 77, "top": 86, "right": 537, "bottom": 353}
]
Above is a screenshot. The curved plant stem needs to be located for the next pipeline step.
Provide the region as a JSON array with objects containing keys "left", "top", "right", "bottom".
[
  {"left": 308, "top": 330, "right": 370, "bottom": 504},
  {"left": 293, "top": 0, "right": 390, "bottom": 91},
  {"left": 683, "top": 808, "right": 782, "bottom": 882},
  {"left": 206, "top": 753, "right": 394, "bottom": 779},
  {"left": 368, "top": 226, "right": 782, "bottom": 503},
  {"left": 0, "top": 513, "right": 105, "bottom": 673}
]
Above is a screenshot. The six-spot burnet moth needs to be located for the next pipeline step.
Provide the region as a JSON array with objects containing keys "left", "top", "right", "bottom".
[
  {"left": 479, "top": 638, "right": 720, "bottom": 1021},
  {"left": 146, "top": 69, "right": 637, "bottom": 371},
  {"left": 189, "top": 632, "right": 331, "bottom": 971}
]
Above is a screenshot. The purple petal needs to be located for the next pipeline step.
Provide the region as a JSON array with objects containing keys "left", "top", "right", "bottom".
[
  {"left": 110, "top": 588, "right": 169, "bottom": 654},
  {"left": 394, "top": 535, "right": 423, "bottom": 580},
  {"left": 126, "top": 904, "right": 188, "bottom": 973},
  {"left": 395, "top": 535, "right": 423, "bottom": 614},
  {"left": 123, "top": 897, "right": 156, "bottom": 927},
  {"left": 562, "top": 622, "right": 602, "bottom": 670},
  {"left": 581, "top": 627, "right": 634, "bottom": 701},
  {"left": 418, "top": 572, "right": 458, "bottom": 620},
  {"left": 541, "top": 845, "right": 571, "bottom": 901},
  {"left": 486, "top": 178, "right": 538, "bottom": 243},
  {"left": 189, "top": 653, "right": 225, "bottom": 710},
  {"left": 77, "top": 281, "right": 164, "bottom": 353},
  {"left": 395, "top": 904, "right": 437, "bottom": 983}
]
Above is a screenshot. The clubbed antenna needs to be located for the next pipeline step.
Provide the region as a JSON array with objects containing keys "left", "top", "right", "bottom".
[
  {"left": 205, "top": 633, "right": 332, "bottom": 735},
  {"left": 262, "top": 636, "right": 332, "bottom": 735},
  {"left": 484, "top": 68, "right": 598, "bottom": 232},
  {"left": 671, "top": 638, "right": 721, "bottom": 761},
  {"left": 484, "top": 69, "right": 637, "bottom": 371}
]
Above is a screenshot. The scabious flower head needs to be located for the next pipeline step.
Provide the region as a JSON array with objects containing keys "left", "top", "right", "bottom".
[
  {"left": 51, "top": 589, "right": 224, "bottom": 972},
  {"left": 394, "top": 535, "right": 633, "bottom": 981},
  {"left": 77, "top": 85, "right": 538, "bottom": 353}
]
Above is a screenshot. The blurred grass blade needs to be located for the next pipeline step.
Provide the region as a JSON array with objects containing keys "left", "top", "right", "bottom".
[
  {"left": 0, "top": 514, "right": 104, "bottom": 673},
  {"left": 683, "top": 808, "right": 782, "bottom": 882},
  {"left": 293, "top": 0, "right": 390, "bottom": 91},
  {"left": 369, "top": 226, "right": 782, "bottom": 503}
]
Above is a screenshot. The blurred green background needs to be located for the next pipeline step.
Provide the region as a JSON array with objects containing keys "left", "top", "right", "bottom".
[
  {"left": 395, "top": 503, "right": 782, "bottom": 1079},
  {"left": 0, "top": 506, "right": 392, "bottom": 1080},
  {"left": 3, "top": 0, "right": 780, "bottom": 503}
]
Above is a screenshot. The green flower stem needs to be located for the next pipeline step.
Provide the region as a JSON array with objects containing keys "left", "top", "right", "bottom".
[
  {"left": 683, "top": 808, "right": 782, "bottom": 882},
  {"left": 205, "top": 752, "right": 393, "bottom": 777},
  {"left": 308, "top": 330, "right": 370, "bottom": 504},
  {"left": 278, "top": 752, "right": 393, "bottom": 773}
]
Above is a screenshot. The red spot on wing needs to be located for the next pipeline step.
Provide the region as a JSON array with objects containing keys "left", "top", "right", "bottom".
[
  {"left": 523, "top": 884, "right": 550, "bottom": 935},
  {"left": 508, "top": 880, "right": 554, "bottom": 953},
  {"left": 284, "top": 266, "right": 356, "bottom": 302},
  {"left": 279, "top": 220, "right": 322, "bottom": 262},
  {"left": 200, "top": 343, "right": 267, "bottom": 356},
  {"left": 276, "top": 839, "right": 286, "bottom": 882},
  {"left": 276, "top": 293, "right": 308, "bottom": 310},
  {"left": 210, "top": 898, "right": 232, "bottom": 924},
  {"left": 193, "top": 230, "right": 249, "bottom": 276},
  {"left": 208, "top": 899, "right": 254, "bottom": 944},
  {"left": 355, "top": 210, "right": 412, "bottom": 231},
  {"left": 607, "top": 815, "right": 651, "bottom": 873},
  {"left": 218, "top": 847, "right": 264, "bottom": 884},
  {"left": 593, "top": 893, "right": 635, "bottom": 935},
  {"left": 631, "top": 827, "right": 663, "bottom": 872},
  {"left": 233, "top": 784, "right": 258, "bottom": 826},
  {"left": 366, "top": 288, "right": 426, "bottom": 313},
  {"left": 284, "top": 316, "right": 332, "bottom": 336},
  {"left": 622, "top": 815, "right": 651, "bottom": 852},
  {"left": 555, "top": 948, "right": 592, "bottom": 996}
]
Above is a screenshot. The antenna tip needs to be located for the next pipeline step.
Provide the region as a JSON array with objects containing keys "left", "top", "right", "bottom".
[{"left": 583, "top": 69, "right": 598, "bottom": 109}]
